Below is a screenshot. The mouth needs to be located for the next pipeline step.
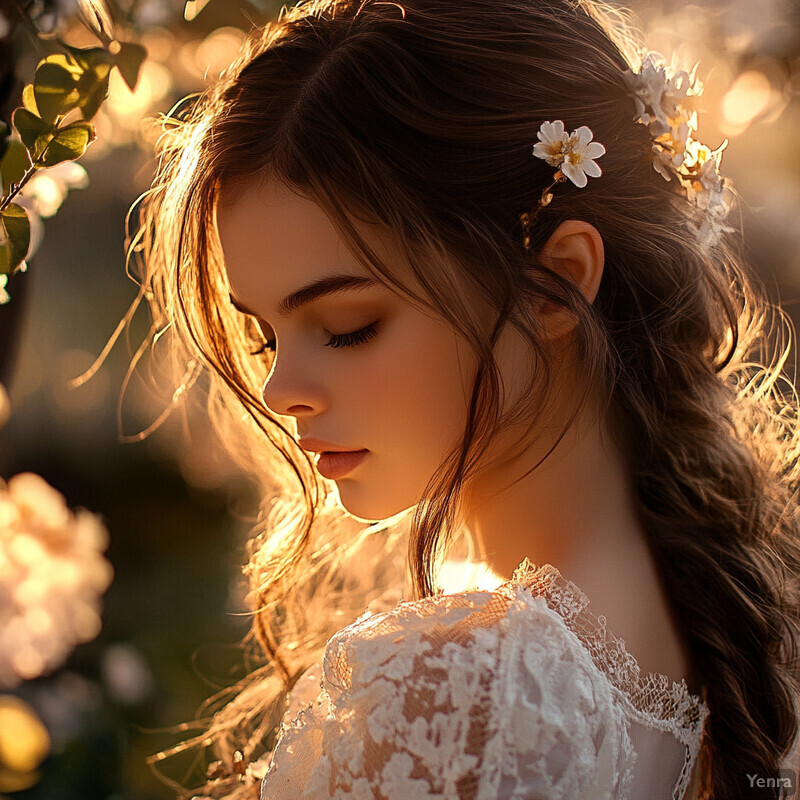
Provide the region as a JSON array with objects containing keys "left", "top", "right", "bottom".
[{"left": 316, "top": 449, "right": 369, "bottom": 480}]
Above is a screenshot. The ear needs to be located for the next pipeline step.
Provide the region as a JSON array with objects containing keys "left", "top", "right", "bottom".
[{"left": 535, "top": 219, "right": 605, "bottom": 341}]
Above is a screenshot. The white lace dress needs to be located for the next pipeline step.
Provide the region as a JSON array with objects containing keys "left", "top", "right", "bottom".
[{"left": 259, "top": 559, "right": 709, "bottom": 800}]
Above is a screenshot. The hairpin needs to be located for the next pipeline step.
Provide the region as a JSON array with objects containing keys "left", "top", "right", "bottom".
[
  {"left": 520, "top": 53, "right": 734, "bottom": 251},
  {"left": 520, "top": 120, "right": 605, "bottom": 250}
]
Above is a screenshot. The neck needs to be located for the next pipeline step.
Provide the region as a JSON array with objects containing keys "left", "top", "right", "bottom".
[{"left": 460, "top": 400, "right": 649, "bottom": 587}]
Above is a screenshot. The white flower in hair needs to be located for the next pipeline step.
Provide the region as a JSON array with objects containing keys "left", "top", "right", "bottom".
[
  {"left": 533, "top": 121, "right": 606, "bottom": 188},
  {"left": 625, "top": 52, "right": 700, "bottom": 140},
  {"left": 681, "top": 141, "right": 734, "bottom": 246},
  {"left": 625, "top": 51, "right": 733, "bottom": 248},
  {"left": 533, "top": 120, "right": 569, "bottom": 167},
  {"left": 652, "top": 145, "right": 679, "bottom": 182},
  {"left": 521, "top": 120, "right": 606, "bottom": 250},
  {"left": 697, "top": 154, "right": 724, "bottom": 195}
]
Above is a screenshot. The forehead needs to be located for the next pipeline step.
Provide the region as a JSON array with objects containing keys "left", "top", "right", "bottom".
[{"left": 216, "top": 177, "right": 366, "bottom": 304}]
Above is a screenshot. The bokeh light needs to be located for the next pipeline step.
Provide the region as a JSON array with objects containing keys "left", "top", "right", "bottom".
[
  {"left": 180, "top": 26, "right": 247, "bottom": 82},
  {"left": 0, "top": 695, "right": 50, "bottom": 792},
  {"left": 105, "top": 61, "right": 173, "bottom": 131},
  {"left": 721, "top": 70, "right": 773, "bottom": 134}
]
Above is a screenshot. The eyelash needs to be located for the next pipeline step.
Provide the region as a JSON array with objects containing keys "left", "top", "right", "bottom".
[{"left": 249, "top": 322, "right": 379, "bottom": 355}]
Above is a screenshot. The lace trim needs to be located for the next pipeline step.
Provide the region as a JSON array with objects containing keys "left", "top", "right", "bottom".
[{"left": 506, "top": 558, "right": 709, "bottom": 800}]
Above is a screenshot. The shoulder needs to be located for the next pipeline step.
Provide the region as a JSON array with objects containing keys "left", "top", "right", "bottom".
[
  {"left": 324, "top": 584, "right": 600, "bottom": 692},
  {"left": 325, "top": 585, "right": 629, "bottom": 730},
  {"left": 267, "top": 585, "right": 636, "bottom": 799}
]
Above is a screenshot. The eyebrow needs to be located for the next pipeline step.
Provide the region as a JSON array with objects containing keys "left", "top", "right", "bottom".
[{"left": 229, "top": 273, "right": 379, "bottom": 319}]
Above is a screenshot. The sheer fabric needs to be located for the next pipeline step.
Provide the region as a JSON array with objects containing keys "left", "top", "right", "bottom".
[{"left": 260, "top": 560, "right": 709, "bottom": 800}]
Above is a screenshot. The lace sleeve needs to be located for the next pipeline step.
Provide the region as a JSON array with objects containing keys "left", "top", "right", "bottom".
[{"left": 260, "top": 584, "right": 637, "bottom": 800}]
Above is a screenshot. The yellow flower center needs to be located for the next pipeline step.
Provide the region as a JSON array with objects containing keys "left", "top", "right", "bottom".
[{"left": 567, "top": 152, "right": 583, "bottom": 165}]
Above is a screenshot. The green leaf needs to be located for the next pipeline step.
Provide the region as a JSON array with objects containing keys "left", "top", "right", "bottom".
[
  {"left": 0, "top": 204, "right": 31, "bottom": 275},
  {"left": 50, "top": 44, "right": 114, "bottom": 121},
  {"left": 34, "top": 62, "right": 81, "bottom": 124},
  {"left": 111, "top": 41, "right": 148, "bottom": 91},
  {"left": 21, "top": 85, "right": 38, "bottom": 115},
  {"left": 57, "top": 42, "right": 114, "bottom": 73},
  {"left": 78, "top": 70, "right": 110, "bottom": 121},
  {"left": 39, "top": 121, "right": 95, "bottom": 167},
  {"left": 0, "top": 140, "right": 31, "bottom": 194},
  {"left": 12, "top": 108, "right": 54, "bottom": 162},
  {"left": 41, "top": 53, "right": 83, "bottom": 74}
]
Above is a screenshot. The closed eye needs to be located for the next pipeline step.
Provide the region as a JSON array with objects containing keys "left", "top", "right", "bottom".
[
  {"left": 325, "top": 322, "right": 378, "bottom": 349},
  {"left": 249, "top": 322, "right": 379, "bottom": 355}
]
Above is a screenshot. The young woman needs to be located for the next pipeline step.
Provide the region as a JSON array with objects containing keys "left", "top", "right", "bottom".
[{"left": 134, "top": 0, "right": 800, "bottom": 796}]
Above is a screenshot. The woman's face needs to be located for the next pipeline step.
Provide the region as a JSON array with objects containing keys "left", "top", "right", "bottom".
[{"left": 216, "top": 177, "right": 479, "bottom": 522}]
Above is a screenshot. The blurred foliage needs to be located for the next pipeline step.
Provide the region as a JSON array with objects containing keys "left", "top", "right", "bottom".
[
  {"left": 0, "top": 11, "right": 147, "bottom": 293},
  {"left": 0, "top": 4, "right": 263, "bottom": 799}
]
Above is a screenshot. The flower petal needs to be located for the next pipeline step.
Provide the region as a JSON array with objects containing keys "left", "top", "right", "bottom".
[
  {"left": 652, "top": 160, "right": 673, "bottom": 181},
  {"left": 561, "top": 161, "right": 587, "bottom": 188},
  {"left": 581, "top": 159, "right": 602, "bottom": 178},
  {"left": 573, "top": 126, "right": 594, "bottom": 149},
  {"left": 533, "top": 142, "right": 564, "bottom": 167},
  {"left": 538, "top": 120, "right": 564, "bottom": 144},
  {"left": 583, "top": 142, "right": 606, "bottom": 160}
]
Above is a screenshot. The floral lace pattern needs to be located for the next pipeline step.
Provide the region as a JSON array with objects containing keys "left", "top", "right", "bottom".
[
  {"left": 261, "top": 560, "right": 709, "bottom": 800},
  {"left": 510, "top": 560, "right": 709, "bottom": 798}
]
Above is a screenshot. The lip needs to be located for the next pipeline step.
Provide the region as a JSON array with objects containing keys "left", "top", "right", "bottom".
[
  {"left": 298, "top": 437, "right": 365, "bottom": 454},
  {"left": 316, "top": 449, "right": 369, "bottom": 480}
]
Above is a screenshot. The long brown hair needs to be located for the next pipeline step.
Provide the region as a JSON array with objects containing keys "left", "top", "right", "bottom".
[{"left": 132, "top": 0, "right": 800, "bottom": 796}]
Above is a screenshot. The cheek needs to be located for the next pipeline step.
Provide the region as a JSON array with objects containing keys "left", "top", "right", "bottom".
[
  {"left": 332, "top": 314, "right": 476, "bottom": 520},
  {"left": 355, "top": 315, "right": 474, "bottom": 451}
]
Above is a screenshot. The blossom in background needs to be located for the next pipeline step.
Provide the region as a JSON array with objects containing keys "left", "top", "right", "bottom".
[
  {"left": 5, "top": 161, "right": 90, "bottom": 272},
  {"left": 0, "top": 472, "right": 113, "bottom": 688},
  {"left": 33, "top": 0, "right": 81, "bottom": 36},
  {"left": 0, "top": 380, "right": 8, "bottom": 428},
  {"left": 134, "top": 0, "right": 173, "bottom": 26}
]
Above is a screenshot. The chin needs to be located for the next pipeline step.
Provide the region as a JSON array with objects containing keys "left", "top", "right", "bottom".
[{"left": 334, "top": 481, "right": 417, "bottom": 523}]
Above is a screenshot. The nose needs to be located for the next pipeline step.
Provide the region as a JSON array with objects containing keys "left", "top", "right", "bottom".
[{"left": 261, "top": 356, "right": 327, "bottom": 419}]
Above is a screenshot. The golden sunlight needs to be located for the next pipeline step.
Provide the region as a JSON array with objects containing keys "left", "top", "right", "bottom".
[{"left": 721, "top": 70, "right": 773, "bottom": 135}]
